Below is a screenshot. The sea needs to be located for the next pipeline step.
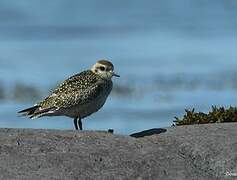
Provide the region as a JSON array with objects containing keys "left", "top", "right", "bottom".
[{"left": 0, "top": 0, "right": 237, "bottom": 134}]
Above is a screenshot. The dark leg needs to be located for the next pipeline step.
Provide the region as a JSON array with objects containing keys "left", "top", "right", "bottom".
[
  {"left": 74, "top": 117, "right": 78, "bottom": 130},
  {"left": 78, "top": 117, "right": 82, "bottom": 130}
]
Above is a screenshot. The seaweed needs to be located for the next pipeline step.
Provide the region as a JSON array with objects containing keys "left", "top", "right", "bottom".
[{"left": 173, "top": 106, "right": 237, "bottom": 126}]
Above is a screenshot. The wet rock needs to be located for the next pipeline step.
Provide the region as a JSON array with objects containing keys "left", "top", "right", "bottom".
[
  {"left": 12, "top": 83, "right": 41, "bottom": 102},
  {"left": 0, "top": 123, "right": 236, "bottom": 180},
  {"left": 111, "top": 84, "right": 134, "bottom": 97},
  {"left": 0, "top": 83, "right": 4, "bottom": 100}
]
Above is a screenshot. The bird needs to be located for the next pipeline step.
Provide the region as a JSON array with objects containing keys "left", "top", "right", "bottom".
[{"left": 18, "top": 60, "right": 120, "bottom": 130}]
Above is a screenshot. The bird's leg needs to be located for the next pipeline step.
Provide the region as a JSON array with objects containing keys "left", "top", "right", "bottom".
[
  {"left": 74, "top": 117, "right": 79, "bottom": 130},
  {"left": 78, "top": 117, "right": 82, "bottom": 130}
]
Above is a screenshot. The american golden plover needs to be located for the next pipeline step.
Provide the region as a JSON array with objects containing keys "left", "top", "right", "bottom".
[{"left": 18, "top": 60, "right": 120, "bottom": 130}]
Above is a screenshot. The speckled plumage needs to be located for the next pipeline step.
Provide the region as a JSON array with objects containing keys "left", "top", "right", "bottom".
[
  {"left": 40, "top": 70, "right": 109, "bottom": 108},
  {"left": 18, "top": 60, "right": 119, "bottom": 130},
  {"left": 35, "top": 70, "right": 112, "bottom": 118}
]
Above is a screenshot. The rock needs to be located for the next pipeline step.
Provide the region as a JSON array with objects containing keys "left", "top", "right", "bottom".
[
  {"left": 111, "top": 84, "right": 134, "bottom": 97},
  {"left": 0, "top": 83, "right": 4, "bottom": 100},
  {"left": 0, "top": 123, "right": 236, "bottom": 180},
  {"left": 12, "top": 83, "right": 41, "bottom": 103}
]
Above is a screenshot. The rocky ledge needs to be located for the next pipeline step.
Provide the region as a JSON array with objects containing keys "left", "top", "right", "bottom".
[{"left": 0, "top": 123, "right": 236, "bottom": 180}]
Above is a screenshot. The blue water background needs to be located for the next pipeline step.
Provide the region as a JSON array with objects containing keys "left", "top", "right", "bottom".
[{"left": 0, "top": 0, "right": 237, "bottom": 134}]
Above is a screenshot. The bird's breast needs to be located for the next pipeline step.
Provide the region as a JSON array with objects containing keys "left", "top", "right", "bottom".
[{"left": 67, "top": 80, "right": 113, "bottom": 118}]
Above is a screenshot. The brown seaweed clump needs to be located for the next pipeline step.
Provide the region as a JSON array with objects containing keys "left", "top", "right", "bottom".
[{"left": 173, "top": 106, "right": 237, "bottom": 126}]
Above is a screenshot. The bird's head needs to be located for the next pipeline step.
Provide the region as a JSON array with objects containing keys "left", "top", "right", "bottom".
[{"left": 91, "top": 60, "right": 120, "bottom": 80}]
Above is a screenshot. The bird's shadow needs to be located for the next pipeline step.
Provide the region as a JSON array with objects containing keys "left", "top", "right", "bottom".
[{"left": 129, "top": 128, "right": 167, "bottom": 138}]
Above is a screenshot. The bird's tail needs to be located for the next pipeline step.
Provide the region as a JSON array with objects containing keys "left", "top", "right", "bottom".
[
  {"left": 18, "top": 105, "right": 55, "bottom": 119},
  {"left": 18, "top": 106, "right": 39, "bottom": 116}
]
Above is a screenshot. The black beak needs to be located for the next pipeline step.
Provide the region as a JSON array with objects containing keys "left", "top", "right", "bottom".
[{"left": 113, "top": 72, "right": 120, "bottom": 77}]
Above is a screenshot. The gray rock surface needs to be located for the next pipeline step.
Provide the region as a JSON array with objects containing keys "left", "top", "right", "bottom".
[{"left": 0, "top": 123, "right": 236, "bottom": 180}]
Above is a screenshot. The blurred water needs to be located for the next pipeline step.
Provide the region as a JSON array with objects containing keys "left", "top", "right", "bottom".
[{"left": 0, "top": 0, "right": 237, "bottom": 134}]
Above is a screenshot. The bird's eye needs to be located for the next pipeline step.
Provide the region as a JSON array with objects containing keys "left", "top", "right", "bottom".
[{"left": 99, "top": 66, "right": 105, "bottom": 71}]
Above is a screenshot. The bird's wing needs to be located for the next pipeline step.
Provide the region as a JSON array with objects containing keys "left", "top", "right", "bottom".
[
  {"left": 44, "top": 83, "right": 104, "bottom": 108},
  {"left": 39, "top": 70, "right": 103, "bottom": 109},
  {"left": 53, "top": 70, "right": 98, "bottom": 94}
]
